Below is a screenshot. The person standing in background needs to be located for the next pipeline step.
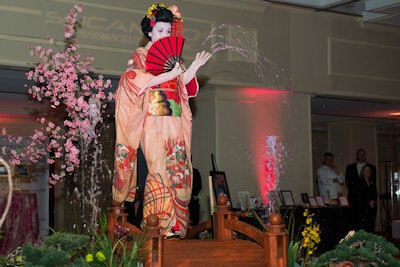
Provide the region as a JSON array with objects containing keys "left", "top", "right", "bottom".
[
  {"left": 345, "top": 148, "right": 377, "bottom": 207},
  {"left": 354, "top": 165, "right": 378, "bottom": 232},
  {"left": 317, "top": 152, "right": 345, "bottom": 201}
]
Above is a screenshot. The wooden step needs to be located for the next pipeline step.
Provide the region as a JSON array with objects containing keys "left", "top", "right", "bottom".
[{"left": 163, "top": 239, "right": 265, "bottom": 267}]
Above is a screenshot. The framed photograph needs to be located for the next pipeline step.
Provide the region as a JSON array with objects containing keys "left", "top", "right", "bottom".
[
  {"left": 301, "top": 193, "right": 309, "bottom": 204},
  {"left": 280, "top": 190, "right": 295, "bottom": 206},
  {"left": 338, "top": 196, "right": 350, "bottom": 206},
  {"left": 315, "top": 196, "right": 325, "bottom": 206},
  {"left": 210, "top": 171, "right": 231, "bottom": 202},
  {"left": 308, "top": 197, "right": 318, "bottom": 207},
  {"left": 238, "top": 191, "right": 253, "bottom": 210}
]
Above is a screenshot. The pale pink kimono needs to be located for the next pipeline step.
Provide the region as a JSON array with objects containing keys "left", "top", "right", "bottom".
[{"left": 112, "top": 42, "right": 198, "bottom": 237}]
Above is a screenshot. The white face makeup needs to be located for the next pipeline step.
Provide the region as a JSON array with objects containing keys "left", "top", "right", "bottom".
[{"left": 149, "top": 21, "right": 172, "bottom": 43}]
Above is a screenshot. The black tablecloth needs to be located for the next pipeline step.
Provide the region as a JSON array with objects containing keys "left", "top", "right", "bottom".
[{"left": 281, "top": 206, "right": 355, "bottom": 253}]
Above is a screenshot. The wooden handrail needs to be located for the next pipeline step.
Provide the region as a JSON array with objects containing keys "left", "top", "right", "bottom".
[
  {"left": 108, "top": 207, "right": 163, "bottom": 267},
  {"left": 213, "top": 195, "right": 288, "bottom": 267},
  {"left": 185, "top": 220, "right": 212, "bottom": 239},
  {"left": 223, "top": 218, "right": 264, "bottom": 244}
]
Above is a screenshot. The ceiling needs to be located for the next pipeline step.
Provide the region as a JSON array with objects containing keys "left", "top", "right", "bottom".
[
  {"left": 267, "top": 0, "right": 400, "bottom": 28},
  {"left": 311, "top": 95, "right": 400, "bottom": 122}
]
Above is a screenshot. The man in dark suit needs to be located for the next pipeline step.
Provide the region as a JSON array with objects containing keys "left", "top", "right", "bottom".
[{"left": 345, "top": 148, "right": 377, "bottom": 207}]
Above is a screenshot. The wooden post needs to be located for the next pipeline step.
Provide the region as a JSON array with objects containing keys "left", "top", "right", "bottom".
[
  {"left": 144, "top": 214, "right": 164, "bottom": 267},
  {"left": 107, "top": 206, "right": 128, "bottom": 243},
  {"left": 213, "top": 195, "right": 233, "bottom": 240},
  {"left": 264, "top": 213, "right": 288, "bottom": 267}
]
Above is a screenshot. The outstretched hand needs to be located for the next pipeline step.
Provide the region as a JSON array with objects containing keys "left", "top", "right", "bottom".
[
  {"left": 183, "top": 51, "right": 212, "bottom": 85},
  {"left": 192, "top": 51, "right": 212, "bottom": 69}
]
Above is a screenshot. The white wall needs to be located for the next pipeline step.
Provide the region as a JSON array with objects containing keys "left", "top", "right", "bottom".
[{"left": 192, "top": 86, "right": 313, "bottom": 222}]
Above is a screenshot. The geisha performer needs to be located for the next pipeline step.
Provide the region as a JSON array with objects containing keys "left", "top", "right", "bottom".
[{"left": 112, "top": 3, "right": 211, "bottom": 238}]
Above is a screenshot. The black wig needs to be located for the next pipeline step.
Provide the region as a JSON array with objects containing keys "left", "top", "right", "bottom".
[{"left": 141, "top": 5, "right": 173, "bottom": 41}]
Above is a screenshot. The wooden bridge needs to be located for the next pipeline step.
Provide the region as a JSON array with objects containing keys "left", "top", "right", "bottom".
[{"left": 108, "top": 196, "right": 288, "bottom": 267}]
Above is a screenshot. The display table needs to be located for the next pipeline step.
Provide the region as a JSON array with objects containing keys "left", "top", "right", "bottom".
[
  {"left": 281, "top": 206, "right": 356, "bottom": 253},
  {"left": 0, "top": 192, "right": 39, "bottom": 255}
]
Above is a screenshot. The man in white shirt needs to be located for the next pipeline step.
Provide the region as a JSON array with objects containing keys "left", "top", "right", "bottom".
[{"left": 317, "top": 152, "right": 345, "bottom": 201}]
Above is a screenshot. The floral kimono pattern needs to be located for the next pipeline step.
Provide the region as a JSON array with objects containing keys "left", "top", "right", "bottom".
[{"left": 113, "top": 42, "right": 198, "bottom": 237}]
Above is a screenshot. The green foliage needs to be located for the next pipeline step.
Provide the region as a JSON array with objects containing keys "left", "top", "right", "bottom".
[
  {"left": 23, "top": 245, "right": 70, "bottom": 267},
  {"left": 44, "top": 232, "right": 90, "bottom": 253},
  {"left": 69, "top": 257, "right": 90, "bottom": 267},
  {"left": 288, "top": 240, "right": 301, "bottom": 267},
  {"left": 0, "top": 255, "right": 7, "bottom": 266},
  {"left": 84, "top": 214, "right": 146, "bottom": 267},
  {"left": 21, "top": 232, "right": 89, "bottom": 266},
  {"left": 284, "top": 207, "right": 301, "bottom": 242},
  {"left": 314, "top": 230, "right": 400, "bottom": 267},
  {"left": 4, "top": 215, "right": 146, "bottom": 267}
]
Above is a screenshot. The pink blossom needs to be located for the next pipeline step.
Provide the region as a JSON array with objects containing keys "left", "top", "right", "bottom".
[{"left": 0, "top": 3, "right": 116, "bottom": 185}]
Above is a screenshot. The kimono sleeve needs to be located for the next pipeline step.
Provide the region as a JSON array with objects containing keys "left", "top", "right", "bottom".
[
  {"left": 119, "top": 69, "right": 153, "bottom": 98},
  {"left": 186, "top": 77, "right": 199, "bottom": 98},
  {"left": 119, "top": 47, "right": 153, "bottom": 97},
  {"left": 127, "top": 47, "right": 147, "bottom": 70}
]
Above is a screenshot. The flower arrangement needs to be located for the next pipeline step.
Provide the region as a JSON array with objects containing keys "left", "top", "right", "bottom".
[
  {"left": 288, "top": 208, "right": 321, "bottom": 267},
  {"left": 300, "top": 209, "right": 321, "bottom": 264},
  {"left": 314, "top": 230, "right": 400, "bottom": 267},
  {"left": 1, "top": 4, "right": 113, "bottom": 184}
]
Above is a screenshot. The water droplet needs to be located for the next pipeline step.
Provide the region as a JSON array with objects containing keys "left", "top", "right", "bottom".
[{"left": 202, "top": 24, "right": 291, "bottom": 89}]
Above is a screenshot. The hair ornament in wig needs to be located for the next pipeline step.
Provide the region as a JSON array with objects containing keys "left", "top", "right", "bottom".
[
  {"left": 169, "top": 5, "right": 183, "bottom": 21},
  {"left": 146, "top": 3, "right": 167, "bottom": 27},
  {"left": 168, "top": 4, "right": 183, "bottom": 36}
]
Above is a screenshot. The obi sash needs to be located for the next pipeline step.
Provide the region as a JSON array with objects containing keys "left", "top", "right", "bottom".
[{"left": 148, "top": 78, "right": 181, "bottom": 117}]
